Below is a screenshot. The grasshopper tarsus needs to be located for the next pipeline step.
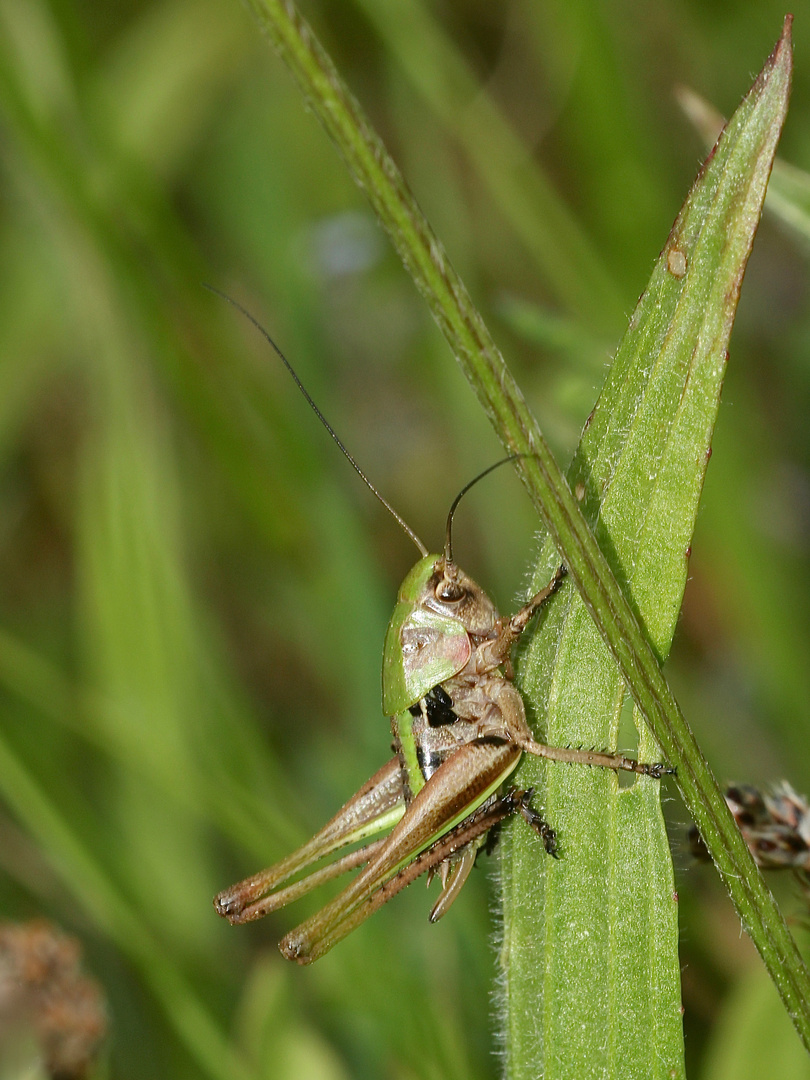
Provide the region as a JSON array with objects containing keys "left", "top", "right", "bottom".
[
  {"left": 515, "top": 787, "right": 558, "bottom": 857},
  {"left": 611, "top": 754, "right": 675, "bottom": 778},
  {"left": 550, "top": 563, "right": 568, "bottom": 591},
  {"left": 640, "top": 761, "right": 677, "bottom": 779}
]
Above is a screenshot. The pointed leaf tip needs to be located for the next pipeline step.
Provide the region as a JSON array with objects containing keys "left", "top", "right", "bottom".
[
  {"left": 773, "top": 14, "right": 793, "bottom": 71},
  {"left": 746, "top": 16, "right": 793, "bottom": 109},
  {"left": 754, "top": 16, "right": 792, "bottom": 98}
]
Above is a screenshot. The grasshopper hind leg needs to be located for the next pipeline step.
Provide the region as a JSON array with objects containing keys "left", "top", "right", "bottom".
[
  {"left": 279, "top": 740, "right": 525, "bottom": 962},
  {"left": 428, "top": 787, "right": 558, "bottom": 922},
  {"left": 214, "top": 757, "right": 406, "bottom": 924},
  {"left": 428, "top": 843, "right": 478, "bottom": 923}
]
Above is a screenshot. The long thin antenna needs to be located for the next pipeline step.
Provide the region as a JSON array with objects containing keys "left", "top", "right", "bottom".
[
  {"left": 206, "top": 285, "right": 428, "bottom": 557},
  {"left": 444, "top": 455, "right": 524, "bottom": 563}
]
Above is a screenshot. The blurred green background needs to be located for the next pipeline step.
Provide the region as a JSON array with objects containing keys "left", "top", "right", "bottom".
[{"left": 1, "top": 1, "right": 809, "bottom": 1077}]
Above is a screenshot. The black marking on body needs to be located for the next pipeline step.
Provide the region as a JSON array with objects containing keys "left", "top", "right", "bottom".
[
  {"left": 408, "top": 685, "right": 457, "bottom": 727},
  {"left": 416, "top": 743, "right": 444, "bottom": 782}
]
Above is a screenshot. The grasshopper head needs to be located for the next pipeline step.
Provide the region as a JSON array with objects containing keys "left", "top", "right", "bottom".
[
  {"left": 382, "top": 556, "right": 500, "bottom": 715},
  {"left": 423, "top": 556, "right": 500, "bottom": 638}
]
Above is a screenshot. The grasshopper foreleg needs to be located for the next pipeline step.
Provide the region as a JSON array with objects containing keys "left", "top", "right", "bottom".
[{"left": 509, "top": 563, "right": 568, "bottom": 638}]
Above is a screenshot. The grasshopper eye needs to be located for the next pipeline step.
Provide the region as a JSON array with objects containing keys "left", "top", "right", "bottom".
[{"left": 435, "top": 580, "right": 465, "bottom": 603}]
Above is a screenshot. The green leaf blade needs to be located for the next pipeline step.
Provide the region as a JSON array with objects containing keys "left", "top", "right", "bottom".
[{"left": 501, "top": 21, "right": 795, "bottom": 1078}]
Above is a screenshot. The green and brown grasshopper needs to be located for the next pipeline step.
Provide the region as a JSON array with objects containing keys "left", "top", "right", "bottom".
[{"left": 212, "top": 294, "right": 672, "bottom": 964}]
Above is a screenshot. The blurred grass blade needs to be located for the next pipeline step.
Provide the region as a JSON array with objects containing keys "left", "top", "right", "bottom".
[
  {"left": 245, "top": 3, "right": 810, "bottom": 1051},
  {"left": 351, "top": 0, "right": 625, "bottom": 333},
  {"left": 766, "top": 159, "right": 810, "bottom": 245},
  {"left": 700, "top": 967, "right": 810, "bottom": 1080},
  {"left": 678, "top": 83, "right": 810, "bottom": 247},
  {"left": 0, "top": 732, "right": 253, "bottom": 1080}
]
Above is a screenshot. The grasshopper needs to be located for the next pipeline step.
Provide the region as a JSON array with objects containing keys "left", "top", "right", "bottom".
[{"left": 212, "top": 293, "right": 672, "bottom": 964}]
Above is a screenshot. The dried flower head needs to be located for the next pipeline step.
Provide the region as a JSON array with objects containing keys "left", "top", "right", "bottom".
[
  {"left": 0, "top": 920, "right": 106, "bottom": 1079},
  {"left": 689, "top": 783, "right": 810, "bottom": 910}
]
